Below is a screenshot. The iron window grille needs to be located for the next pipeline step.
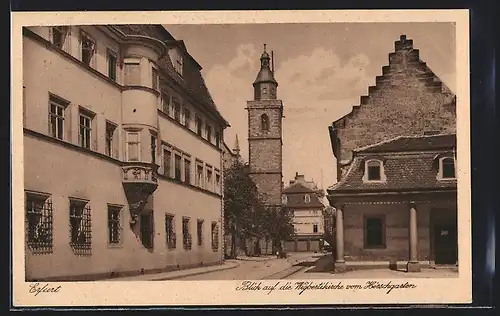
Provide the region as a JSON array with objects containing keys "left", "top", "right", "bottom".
[
  {"left": 211, "top": 222, "right": 219, "bottom": 251},
  {"left": 165, "top": 214, "right": 176, "bottom": 249},
  {"left": 197, "top": 220, "right": 204, "bottom": 246},
  {"left": 25, "top": 193, "right": 53, "bottom": 254},
  {"left": 108, "top": 206, "right": 122, "bottom": 245},
  {"left": 69, "top": 200, "right": 92, "bottom": 255},
  {"left": 182, "top": 218, "right": 192, "bottom": 250}
]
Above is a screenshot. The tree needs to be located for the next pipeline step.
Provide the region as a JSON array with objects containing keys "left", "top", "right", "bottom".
[
  {"left": 263, "top": 206, "right": 295, "bottom": 253},
  {"left": 223, "top": 159, "right": 261, "bottom": 258}
]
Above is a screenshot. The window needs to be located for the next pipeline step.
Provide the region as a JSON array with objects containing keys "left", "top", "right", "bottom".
[
  {"left": 196, "top": 162, "right": 204, "bottom": 187},
  {"left": 364, "top": 159, "right": 385, "bottom": 182},
  {"left": 105, "top": 121, "right": 116, "bottom": 157},
  {"left": 81, "top": 32, "right": 95, "bottom": 66},
  {"left": 313, "top": 224, "right": 318, "bottom": 233},
  {"left": 215, "top": 131, "right": 221, "bottom": 148},
  {"left": 441, "top": 157, "right": 456, "bottom": 179},
  {"left": 107, "top": 205, "right": 122, "bottom": 245},
  {"left": 206, "top": 167, "right": 213, "bottom": 191},
  {"left": 69, "top": 199, "right": 92, "bottom": 255},
  {"left": 140, "top": 212, "right": 154, "bottom": 249},
  {"left": 170, "top": 48, "right": 184, "bottom": 75},
  {"left": 196, "top": 116, "right": 203, "bottom": 136},
  {"left": 126, "top": 132, "right": 140, "bottom": 161},
  {"left": 25, "top": 192, "right": 53, "bottom": 254},
  {"left": 173, "top": 98, "right": 181, "bottom": 122},
  {"left": 152, "top": 67, "right": 159, "bottom": 90},
  {"left": 184, "top": 158, "right": 191, "bottom": 184},
  {"left": 364, "top": 216, "right": 385, "bottom": 248},
  {"left": 49, "top": 95, "right": 67, "bottom": 140},
  {"left": 51, "top": 26, "right": 69, "bottom": 49},
  {"left": 304, "top": 194, "right": 311, "bottom": 203},
  {"left": 215, "top": 171, "right": 221, "bottom": 193},
  {"left": 197, "top": 219, "right": 204, "bottom": 246},
  {"left": 107, "top": 50, "right": 117, "bottom": 82},
  {"left": 163, "top": 148, "right": 172, "bottom": 177},
  {"left": 124, "top": 60, "right": 141, "bottom": 85},
  {"left": 183, "top": 108, "right": 191, "bottom": 128},
  {"left": 261, "top": 114, "right": 269, "bottom": 131},
  {"left": 161, "top": 92, "right": 170, "bottom": 114},
  {"left": 211, "top": 222, "right": 219, "bottom": 251},
  {"left": 165, "top": 214, "right": 176, "bottom": 249},
  {"left": 150, "top": 134, "right": 157, "bottom": 164},
  {"left": 182, "top": 217, "right": 192, "bottom": 250},
  {"left": 206, "top": 125, "right": 212, "bottom": 143},
  {"left": 79, "top": 110, "right": 93, "bottom": 149},
  {"left": 282, "top": 194, "right": 288, "bottom": 205},
  {"left": 174, "top": 154, "right": 182, "bottom": 181}
]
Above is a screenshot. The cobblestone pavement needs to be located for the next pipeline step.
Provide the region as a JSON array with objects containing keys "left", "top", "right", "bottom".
[{"left": 285, "top": 267, "right": 459, "bottom": 279}]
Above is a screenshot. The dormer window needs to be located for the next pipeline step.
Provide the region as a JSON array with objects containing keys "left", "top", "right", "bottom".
[
  {"left": 281, "top": 194, "right": 287, "bottom": 205},
  {"left": 304, "top": 194, "right": 311, "bottom": 203},
  {"left": 51, "top": 26, "right": 69, "bottom": 50},
  {"left": 80, "top": 31, "right": 96, "bottom": 67},
  {"left": 169, "top": 47, "right": 183, "bottom": 76},
  {"left": 363, "top": 159, "right": 386, "bottom": 182},
  {"left": 439, "top": 157, "right": 456, "bottom": 179}
]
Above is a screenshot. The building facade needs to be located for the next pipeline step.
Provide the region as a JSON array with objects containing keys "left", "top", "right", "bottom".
[
  {"left": 327, "top": 35, "right": 457, "bottom": 272},
  {"left": 282, "top": 174, "right": 325, "bottom": 252},
  {"left": 23, "top": 25, "right": 229, "bottom": 281}
]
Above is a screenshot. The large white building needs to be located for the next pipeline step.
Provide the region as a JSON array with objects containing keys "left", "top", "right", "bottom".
[{"left": 22, "top": 24, "right": 229, "bottom": 281}]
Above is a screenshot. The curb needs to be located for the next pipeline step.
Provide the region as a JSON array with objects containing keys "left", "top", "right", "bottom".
[{"left": 152, "top": 262, "right": 240, "bottom": 281}]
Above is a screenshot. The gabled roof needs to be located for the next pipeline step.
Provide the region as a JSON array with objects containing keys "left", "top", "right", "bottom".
[
  {"left": 329, "top": 134, "right": 457, "bottom": 193},
  {"left": 355, "top": 134, "right": 456, "bottom": 154},
  {"left": 283, "top": 183, "right": 324, "bottom": 208},
  {"left": 283, "top": 182, "right": 315, "bottom": 194}
]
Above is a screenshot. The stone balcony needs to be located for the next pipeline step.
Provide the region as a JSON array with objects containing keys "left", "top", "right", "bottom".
[{"left": 121, "top": 162, "right": 159, "bottom": 224}]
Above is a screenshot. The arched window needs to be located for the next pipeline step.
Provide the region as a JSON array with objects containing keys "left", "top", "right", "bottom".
[
  {"left": 304, "top": 194, "right": 311, "bottom": 203},
  {"left": 367, "top": 160, "right": 382, "bottom": 181},
  {"left": 440, "top": 157, "right": 456, "bottom": 179},
  {"left": 363, "top": 159, "right": 386, "bottom": 182},
  {"left": 261, "top": 114, "right": 269, "bottom": 131}
]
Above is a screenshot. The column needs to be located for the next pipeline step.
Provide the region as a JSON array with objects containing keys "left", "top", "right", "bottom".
[
  {"left": 335, "top": 205, "right": 345, "bottom": 268},
  {"left": 407, "top": 202, "right": 421, "bottom": 272}
]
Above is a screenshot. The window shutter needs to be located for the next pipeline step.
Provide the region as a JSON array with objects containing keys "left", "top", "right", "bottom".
[{"left": 92, "top": 120, "right": 97, "bottom": 151}]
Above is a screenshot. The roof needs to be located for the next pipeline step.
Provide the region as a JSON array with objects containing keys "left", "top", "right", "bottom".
[
  {"left": 111, "top": 25, "right": 229, "bottom": 127},
  {"left": 355, "top": 134, "right": 456, "bottom": 153},
  {"left": 329, "top": 134, "right": 457, "bottom": 193},
  {"left": 283, "top": 183, "right": 325, "bottom": 208}
]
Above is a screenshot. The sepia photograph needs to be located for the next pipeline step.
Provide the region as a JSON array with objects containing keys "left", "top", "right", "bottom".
[{"left": 12, "top": 10, "right": 471, "bottom": 306}]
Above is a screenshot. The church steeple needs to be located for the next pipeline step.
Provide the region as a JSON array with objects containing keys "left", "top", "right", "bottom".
[
  {"left": 233, "top": 134, "right": 240, "bottom": 156},
  {"left": 253, "top": 44, "right": 278, "bottom": 100}
]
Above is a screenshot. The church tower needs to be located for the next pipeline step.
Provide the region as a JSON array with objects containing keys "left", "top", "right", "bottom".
[{"left": 247, "top": 44, "right": 284, "bottom": 207}]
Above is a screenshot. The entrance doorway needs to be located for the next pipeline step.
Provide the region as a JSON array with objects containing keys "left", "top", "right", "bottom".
[
  {"left": 140, "top": 212, "right": 154, "bottom": 249},
  {"left": 434, "top": 224, "right": 457, "bottom": 264}
]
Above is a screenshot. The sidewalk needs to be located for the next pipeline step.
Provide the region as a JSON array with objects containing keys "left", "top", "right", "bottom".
[
  {"left": 235, "top": 255, "right": 276, "bottom": 262},
  {"left": 107, "top": 260, "right": 240, "bottom": 281}
]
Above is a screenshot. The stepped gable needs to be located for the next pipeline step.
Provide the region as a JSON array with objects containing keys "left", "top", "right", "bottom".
[
  {"left": 330, "top": 35, "right": 456, "bottom": 164},
  {"left": 111, "top": 25, "right": 227, "bottom": 126}
]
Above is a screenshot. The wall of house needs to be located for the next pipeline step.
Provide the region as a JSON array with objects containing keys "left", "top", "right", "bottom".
[
  {"left": 333, "top": 36, "right": 456, "bottom": 166},
  {"left": 293, "top": 208, "right": 325, "bottom": 236},
  {"left": 343, "top": 203, "right": 432, "bottom": 261},
  {"left": 23, "top": 26, "right": 224, "bottom": 281}
]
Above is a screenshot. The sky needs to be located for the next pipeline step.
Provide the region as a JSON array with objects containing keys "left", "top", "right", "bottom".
[{"left": 165, "top": 22, "right": 456, "bottom": 190}]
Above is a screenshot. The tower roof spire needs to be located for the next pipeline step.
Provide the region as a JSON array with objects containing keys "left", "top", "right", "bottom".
[
  {"left": 253, "top": 43, "right": 277, "bottom": 87},
  {"left": 233, "top": 134, "right": 240, "bottom": 155}
]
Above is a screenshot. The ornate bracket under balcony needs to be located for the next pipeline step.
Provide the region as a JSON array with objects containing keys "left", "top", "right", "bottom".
[{"left": 122, "top": 162, "right": 159, "bottom": 225}]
